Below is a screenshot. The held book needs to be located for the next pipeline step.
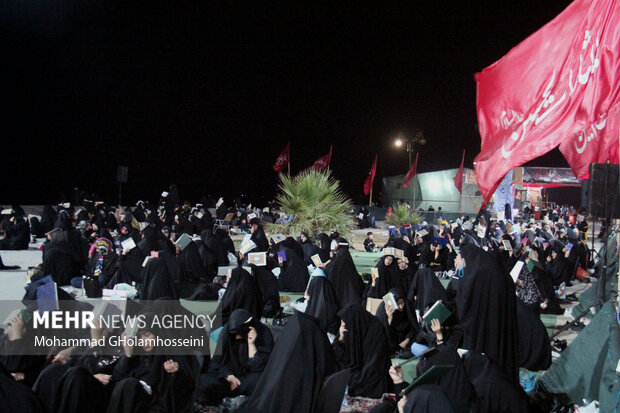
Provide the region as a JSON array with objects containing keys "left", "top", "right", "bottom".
[{"left": 422, "top": 300, "right": 451, "bottom": 325}]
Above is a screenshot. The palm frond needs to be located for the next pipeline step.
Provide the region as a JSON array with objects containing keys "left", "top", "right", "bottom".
[{"left": 266, "top": 169, "right": 354, "bottom": 237}]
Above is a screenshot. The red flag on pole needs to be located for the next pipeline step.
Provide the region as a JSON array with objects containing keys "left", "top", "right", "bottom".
[
  {"left": 474, "top": 0, "right": 620, "bottom": 205},
  {"left": 401, "top": 153, "right": 418, "bottom": 188},
  {"left": 310, "top": 145, "right": 332, "bottom": 170},
  {"left": 453, "top": 150, "right": 465, "bottom": 193},
  {"left": 273, "top": 142, "right": 290, "bottom": 172},
  {"left": 363, "top": 155, "right": 377, "bottom": 196}
]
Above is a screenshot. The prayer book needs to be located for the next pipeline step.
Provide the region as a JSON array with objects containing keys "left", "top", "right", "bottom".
[
  {"left": 37, "top": 282, "right": 59, "bottom": 313},
  {"left": 161, "top": 191, "right": 169, "bottom": 198},
  {"left": 382, "top": 292, "right": 398, "bottom": 311},
  {"left": 239, "top": 240, "right": 257, "bottom": 254},
  {"left": 1, "top": 209, "right": 14, "bottom": 215},
  {"left": 271, "top": 234, "right": 286, "bottom": 244},
  {"left": 358, "top": 213, "right": 364, "bottom": 220},
  {"left": 510, "top": 261, "right": 525, "bottom": 283},
  {"left": 247, "top": 213, "right": 257, "bottom": 221},
  {"left": 401, "top": 365, "right": 454, "bottom": 396},
  {"left": 432, "top": 237, "right": 449, "bottom": 247},
  {"left": 416, "top": 229, "right": 428, "bottom": 238},
  {"left": 383, "top": 247, "right": 404, "bottom": 258},
  {"left": 93, "top": 301, "right": 122, "bottom": 332},
  {"left": 121, "top": 238, "right": 136, "bottom": 251},
  {"left": 150, "top": 251, "right": 159, "bottom": 258},
  {"left": 422, "top": 300, "right": 451, "bottom": 324},
  {"left": 277, "top": 250, "right": 287, "bottom": 262},
  {"left": 528, "top": 250, "right": 539, "bottom": 262},
  {"left": 174, "top": 233, "right": 193, "bottom": 251},
  {"left": 526, "top": 259, "right": 536, "bottom": 272},
  {"left": 366, "top": 298, "right": 382, "bottom": 316},
  {"left": 216, "top": 198, "right": 224, "bottom": 208},
  {"left": 124, "top": 317, "right": 140, "bottom": 338},
  {"left": 311, "top": 254, "right": 323, "bottom": 267},
  {"left": 502, "top": 240, "right": 512, "bottom": 251},
  {"left": 566, "top": 243, "right": 573, "bottom": 252},
  {"left": 3, "top": 309, "right": 21, "bottom": 326},
  {"left": 248, "top": 252, "right": 267, "bottom": 266},
  {"left": 142, "top": 256, "right": 155, "bottom": 267},
  {"left": 371, "top": 267, "right": 379, "bottom": 278},
  {"left": 450, "top": 222, "right": 459, "bottom": 230},
  {"left": 196, "top": 211, "right": 204, "bottom": 219}
]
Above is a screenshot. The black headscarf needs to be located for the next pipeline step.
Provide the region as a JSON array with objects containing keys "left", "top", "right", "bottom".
[
  {"left": 277, "top": 247, "right": 309, "bottom": 292},
  {"left": 179, "top": 241, "right": 209, "bottom": 283},
  {"left": 408, "top": 268, "right": 447, "bottom": 315},
  {"left": 324, "top": 248, "right": 364, "bottom": 307},
  {"left": 250, "top": 264, "right": 281, "bottom": 318},
  {"left": 456, "top": 244, "right": 519, "bottom": 383},
  {"left": 208, "top": 309, "right": 274, "bottom": 379},
  {"left": 140, "top": 257, "right": 178, "bottom": 301},
  {"left": 334, "top": 304, "right": 391, "bottom": 398},
  {"left": 306, "top": 274, "right": 340, "bottom": 335},
  {"left": 238, "top": 312, "right": 337, "bottom": 413},
  {"left": 217, "top": 267, "right": 262, "bottom": 327}
]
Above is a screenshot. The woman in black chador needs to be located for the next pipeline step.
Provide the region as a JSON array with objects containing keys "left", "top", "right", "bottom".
[{"left": 196, "top": 309, "right": 273, "bottom": 406}]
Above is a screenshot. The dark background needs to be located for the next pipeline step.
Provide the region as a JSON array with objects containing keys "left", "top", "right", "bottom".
[{"left": 1, "top": 1, "right": 576, "bottom": 206}]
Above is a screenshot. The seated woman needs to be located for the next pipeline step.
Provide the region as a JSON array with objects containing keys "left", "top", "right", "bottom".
[
  {"left": 42, "top": 230, "right": 82, "bottom": 286},
  {"left": 305, "top": 268, "right": 340, "bottom": 337},
  {"left": 216, "top": 267, "right": 262, "bottom": 327},
  {"left": 107, "top": 312, "right": 198, "bottom": 413},
  {"left": 0, "top": 211, "right": 30, "bottom": 250},
  {"left": 276, "top": 246, "right": 309, "bottom": 292},
  {"left": 333, "top": 304, "right": 391, "bottom": 398},
  {"left": 34, "top": 317, "right": 123, "bottom": 413},
  {"left": 0, "top": 309, "right": 46, "bottom": 388},
  {"left": 237, "top": 312, "right": 337, "bottom": 413},
  {"left": 139, "top": 257, "right": 178, "bottom": 300},
  {"left": 375, "top": 288, "right": 419, "bottom": 356},
  {"left": 84, "top": 238, "right": 119, "bottom": 287},
  {"left": 197, "top": 309, "right": 273, "bottom": 406},
  {"left": 363, "top": 254, "right": 397, "bottom": 301}
]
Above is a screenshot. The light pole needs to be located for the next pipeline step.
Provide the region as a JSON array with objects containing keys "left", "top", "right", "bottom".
[
  {"left": 395, "top": 129, "right": 425, "bottom": 167},
  {"left": 395, "top": 130, "right": 426, "bottom": 208}
]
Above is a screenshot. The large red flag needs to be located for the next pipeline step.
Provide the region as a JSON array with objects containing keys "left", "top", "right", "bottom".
[
  {"left": 453, "top": 150, "right": 465, "bottom": 193},
  {"left": 474, "top": 0, "right": 620, "bottom": 204},
  {"left": 310, "top": 146, "right": 332, "bottom": 170},
  {"left": 401, "top": 153, "right": 418, "bottom": 189},
  {"left": 363, "top": 155, "right": 377, "bottom": 196},
  {"left": 273, "top": 142, "right": 290, "bottom": 172}
]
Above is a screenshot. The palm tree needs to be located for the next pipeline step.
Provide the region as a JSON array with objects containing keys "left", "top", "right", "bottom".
[
  {"left": 385, "top": 203, "right": 422, "bottom": 227},
  {"left": 267, "top": 169, "right": 354, "bottom": 237}
]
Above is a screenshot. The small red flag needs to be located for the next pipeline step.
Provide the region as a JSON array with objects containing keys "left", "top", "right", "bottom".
[
  {"left": 453, "top": 150, "right": 465, "bottom": 193},
  {"left": 401, "top": 153, "right": 418, "bottom": 188},
  {"left": 273, "top": 142, "right": 290, "bottom": 172},
  {"left": 363, "top": 154, "right": 378, "bottom": 196},
  {"left": 310, "top": 145, "right": 332, "bottom": 170}
]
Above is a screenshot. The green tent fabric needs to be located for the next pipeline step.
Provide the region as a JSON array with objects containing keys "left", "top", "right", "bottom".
[
  {"left": 540, "top": 301, "right": 620, "bottom": 411},
  {"left": 351, "top": 251, "right": 382, "bottom": 274},
  {"left": 572, "top": 235, "right": 618, "bottom": 318}
]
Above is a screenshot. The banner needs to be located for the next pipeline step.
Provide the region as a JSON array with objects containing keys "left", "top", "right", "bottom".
[
  {"left": 273, "top": 142, "right": 290, "bottom": 172},
  {"left": 310, "top": 145, "right": 332, "bottom": 170},
  {"left": 363, "top": 154, "right": 377, "bottom": 196},
  {"left": 474, "top": 0, "right": 620, "bottom": 204},
  {"left": 401, "top": 153, "right": 418, "bottom": 189}
]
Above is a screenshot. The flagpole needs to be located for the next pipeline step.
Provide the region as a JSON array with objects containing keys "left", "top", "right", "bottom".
[{"left": 369, "top": 187, "right": 373, "bottom": 207}]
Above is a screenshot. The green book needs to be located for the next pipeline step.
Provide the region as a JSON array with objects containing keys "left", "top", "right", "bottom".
[
  {"left": 400, "top": 364, "right": 454, "bottom": 396},
  {"left": 174, "top": 233, "right": 193, "bottom": 251},
  {"left": 422, "top": 300, "right": 451, "bottom": 325},
  {"left": 526, "top": 258, "right": 536, "bottom": 272}
]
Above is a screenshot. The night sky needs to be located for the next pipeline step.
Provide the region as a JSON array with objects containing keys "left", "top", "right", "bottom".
[{"left": 2, "top": 1, "right": 574, "bottom": 206}]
